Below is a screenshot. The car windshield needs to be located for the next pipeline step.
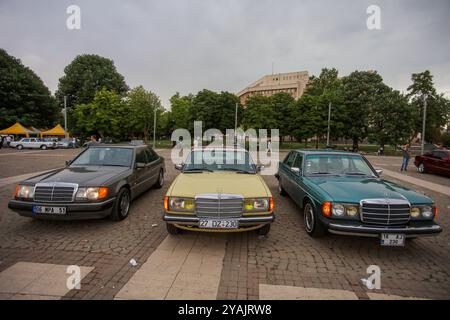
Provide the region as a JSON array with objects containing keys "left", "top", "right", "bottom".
[
  {"left": 71, "top": 147, "right": 133, "bottom": 167},
  {"left": 183, "top": 150, "right": 256, "bottom": 173},
  {"left": 304, "top": 154, "right": 375, "bottom": 176}
]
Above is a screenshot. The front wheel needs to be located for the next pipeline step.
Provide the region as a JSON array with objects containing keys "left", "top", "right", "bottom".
[
  {"left": 418, "top": 163, "right": 426, "bottom": 174},
  {"left": 278, "top": 180, "right": 287, "bottom": 196},
  {"left": 154, "top": 170, "right": 164, "bottom": 189},
  {"left": 40, "top": 145, "right": 47, "bottom": 150},
  {"left": 257, "top": 224, "right": 271, "bottom": 236},
  {"left": 304, "top": 202, "right": 326, "bottom": 238},
  {"left": 17, "top": 145, "right": 23, "bottom": 150},
  {"left": 166, "top": 223, "right": 180, "bottom": 235},
  {"left": 110, "top": 188, "right": 131, "bottom": 221}
]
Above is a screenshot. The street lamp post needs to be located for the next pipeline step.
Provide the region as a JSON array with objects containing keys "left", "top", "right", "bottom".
[
  {"left": 153, "top": 108, "right": 157, "bottom": 148},
  {"left": 326, "top": 102, "right": 331, "bottom": 147},
  {"left": 64, "top": 95, "right": 68, "bottom": 138},
  {"left": 234, "top": 102, "right": 238, "bottom": 145},
  {"left": 421, "top": 96, "right": 427, "bottom": 155}
]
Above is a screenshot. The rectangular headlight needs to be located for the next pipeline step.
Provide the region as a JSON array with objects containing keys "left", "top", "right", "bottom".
[
  {"left": 76, "top": 187, "right": 108, "bottom": 200},
  {"left": 14, "top": 185, "right": 35, "bottom": 199},
  {"left": 243, "top": 198, "right": 269, "bottom": 212},
  {"left": 168, "top": 197, "right": 195, "bottom": 212}
]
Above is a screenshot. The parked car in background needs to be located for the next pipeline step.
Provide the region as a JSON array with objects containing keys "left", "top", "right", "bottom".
[
  {"left": 57, "top": 138, "right": 75, "bottom": 149},
  {"left": 276, "top": 150, "right": 441, "bottom": 245},
  {"left": 414, "top": 149, "right": 450, "bottom": 177},
  {"left": 8, "top": 144, "right": 165, "bottom": 220},
  {"left": 163, "top": 147, "right": 274, "bottom": 235},
  {"left": 9, "top": 138, "right": 56, "bottom": 150}
]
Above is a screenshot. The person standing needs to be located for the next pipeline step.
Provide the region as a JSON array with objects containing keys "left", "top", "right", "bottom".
[
  {"left": 0, "top": 136, "right": 4, "bottom": 149},
  {"left": 6, "top": 135, "right": 12, "bottom": 147},
  {"left": 400, "top": 144, "right": 410, "bottom": 171}
]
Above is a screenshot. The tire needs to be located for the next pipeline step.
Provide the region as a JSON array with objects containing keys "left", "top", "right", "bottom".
[
  {"left": 278, "top": 179, "right": 287, "bottom": 196},
  {"left": 110, "top": 188, "right": 131, "bottom": 221},
  {"left": 166, "top": 223, "right": 180, "bottom": 235},
  {"left": 154, "top": 169, "right": 164, "bottom": 189},
  {"left": 17, "top": 145, "right": 23, "bottom": 150},
  {"left": 418, "top": 163, "right": 426, "bottom": 174},
  {"left": 303, "top": 202, "right": 326, "bottom": 238},
  {"left": 40, "top": 145, "right": 47, "bottom": 150},
  {"left": 257, "top": 224, "right": 271, "bottom": 236}
]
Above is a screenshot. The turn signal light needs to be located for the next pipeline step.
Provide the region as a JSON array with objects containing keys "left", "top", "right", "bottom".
[
  {"left": 98, "top": 187, "right": 109, "bottom": 200},
  {"left": 13, "top": 184, "right": 19, "bottom": 197},
  {"left": 434, "top": 206, "right": 438, "bottom": 219},
  {"left": 269, "top": 197, "right": 274, "bottom": 212},
  {"left": 322, "top": 201, "right": 332, "bottom": 217},
  {"left": 164, "top": 196, "right": 169, "bottom": 211}
]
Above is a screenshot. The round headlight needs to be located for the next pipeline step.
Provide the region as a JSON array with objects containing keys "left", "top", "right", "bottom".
[
  {"left": 332, "top": 203, "right": 345, "bottom": 216},
  {"left": 411, "top": 207, "right": 420, "bottom": 218},
  {"left": 422, "top": 206, "right": 433, "bottom": 218},
  {"left": 346, "top": 206, "right": 358, "bottom": 216}
]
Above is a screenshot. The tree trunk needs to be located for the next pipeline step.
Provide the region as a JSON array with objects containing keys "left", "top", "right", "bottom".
[{"left": 352, "top": 137, "right": 358, "bottom": 151}]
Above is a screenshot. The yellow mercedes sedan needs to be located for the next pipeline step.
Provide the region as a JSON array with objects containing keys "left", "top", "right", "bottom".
[{"left": 163, "top": 147, "right": 274, "bottom": 235}]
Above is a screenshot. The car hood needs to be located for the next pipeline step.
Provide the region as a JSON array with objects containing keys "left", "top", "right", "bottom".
[
  {"left": 306, "top": 176, "right": 432, "bottom": 204},
  {"left": 25, "top": 166, "right": 130, "bottom": 186},
  {"left": 168, "top": 172, "right": 271, "bottom": 198}
]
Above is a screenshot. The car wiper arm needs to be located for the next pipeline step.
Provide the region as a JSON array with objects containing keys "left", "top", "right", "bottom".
[
  {"left": 216, "top": 168, "right": 254, "bottom": 174},
  {"left": 344, "top": 171, "right": 368, "bottom": 175},
  {"left": 183, "top": 167, "right": 214, "bottom": 173}
]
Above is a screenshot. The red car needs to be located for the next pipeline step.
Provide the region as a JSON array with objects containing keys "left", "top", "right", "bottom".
[{"left": 414, "top": 149, "right": 450, "bottom": 177}]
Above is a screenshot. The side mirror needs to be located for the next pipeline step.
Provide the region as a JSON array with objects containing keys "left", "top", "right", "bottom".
[
  {"left": 375, "top": 169, "right": 383, "bottom": 176},
  {"left": 135, "top": 162, "right": 145, "bottom": 169},
  {"left": 291, "top": 167, "right": 301, "bottom": 175},
  {"left": 175, "top": 164, "right": 183, "bottom": 170},
  {"left": 65, "top": 160, "right": 72, "bottom": 166}
]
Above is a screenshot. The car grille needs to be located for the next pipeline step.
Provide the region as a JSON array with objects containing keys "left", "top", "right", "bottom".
[
  {"left": 360, "top": 199, "right": 410, "bottom": 226},
  {"left": 195, "top": 194, "right": 243, "bottom": 218},
  {"left": 34, "top": 183, "right": 77, "bottom": 203}
]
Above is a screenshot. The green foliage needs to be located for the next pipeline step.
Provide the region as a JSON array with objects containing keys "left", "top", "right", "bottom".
[
  {"left": 441, "top": 132, "right": 450, "bottom": 148},
  {"left": 74, "top": 88, "right": 130, "bottom": 139},
  {"left": 169, "top": 92, "right": 194, "bottom": 130},
  {"left": 407, "top": 71, "right": 450, "bottom": 143},
  {"left": 127, "top": 86, "right": 163, "bottom": 141},
  {"left": 0, "top": 48, "right": 58, "bottom": 129},
  {"left": 242, "top": 95, "right": 277, "bottom": 131}
]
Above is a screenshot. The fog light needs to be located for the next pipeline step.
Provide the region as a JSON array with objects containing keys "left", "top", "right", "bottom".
[
  {"left": 346, "top": 206, "right": 358, "bottom": 216},
  {"left": 411, "top": 207, "right": 420, "bottom": 218}
]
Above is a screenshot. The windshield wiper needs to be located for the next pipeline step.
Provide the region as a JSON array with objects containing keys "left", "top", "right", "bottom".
[
  {"left": 309, "top": 171, "right": 335, "bottom": 175},
  {"left": 183, "top": 167, "right": 214, "bottom": 173},
  {"left": 216, "top": 168, "right": 254, "bottom": 174},
  {"left": 343, "top": 171, "right": 369, "bottom": 176}
]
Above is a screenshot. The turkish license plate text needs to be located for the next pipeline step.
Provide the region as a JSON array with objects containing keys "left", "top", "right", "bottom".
[
  {"left": 380, "top": 233, "right": 405, "bottom": 246},
  {"left": 33, "top": 206, "right": 67, "bottom": 215},
  {"left": 199, "top": 219, "right": 238, "bottom": 229}
]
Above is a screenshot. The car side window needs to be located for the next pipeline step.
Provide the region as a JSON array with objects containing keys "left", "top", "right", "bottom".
[
  {"left": 284, "top": 152, "right": 297, "bottom": 168},
  {"left": 135, "top": 149, "right": 148, "bottom": 164},
  {"left": 22, "top": 138, "right": 29, "bottom": 142},
  {"left": 292, "top": 153, "right": 303, "bottom": 169},
  {"left": 145, "top": 148, "right": 158, "bottom": 162}
]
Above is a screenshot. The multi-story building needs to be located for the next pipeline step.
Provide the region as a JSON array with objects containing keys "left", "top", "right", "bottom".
[{"left": 237, "top": 71, "right": 309, "bottom": 105}]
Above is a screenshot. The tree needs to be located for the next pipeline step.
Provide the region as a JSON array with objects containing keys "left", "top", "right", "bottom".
[
  {"left": 0, "top": 48, "right": 58, "bottom": 129},
  {"left": 242, "top": 95, "right": 277, "bottom": 131},
  {"left": 169, "top": 92, "right": 194, "bottom": 130},
  {"left": 74, "top": 88, "right": 130, "bottom": 140},
  {"left": 341, "top": 71, "right": 386, "bottom": 150},
  {"left": 55, "top": 54, "right": 129, "bottom": 134},
  {"left": 271, "top": 92, "right": 295, "bottom": 141},
  {"left": 407, "top": 70, "right": 450, "bottom": 143},
  {"left": 127, "top": 86, "right": 163, "bottom": 142}
]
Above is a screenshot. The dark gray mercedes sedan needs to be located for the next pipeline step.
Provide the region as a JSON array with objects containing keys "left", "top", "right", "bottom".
[{"left": 8, "top": 144, "right": 165, "bottom": 221}]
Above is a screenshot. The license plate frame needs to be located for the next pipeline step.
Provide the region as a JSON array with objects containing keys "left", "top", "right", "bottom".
[
  {"left": 199, "top": 219, "right": 239, "bottom": 229},
  {"left": 380, "top": 233, "right": 405, "bottom": 246},
  {"left": 32, "top": 205, "right": 67, "bottom": 215}
]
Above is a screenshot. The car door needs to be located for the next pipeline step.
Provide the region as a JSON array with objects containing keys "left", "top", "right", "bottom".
[
  {"left": 279, "top": 151, "right": 298, "bottom": 197},
  {"left": 144, "top": 147, "right": 161, "bottom": 188},
  {"left": 432, "top": 151, "right": 450, "bottom": 175},
  {"left": 289, "top": 153, "right": 306, "bottom": 207},
  {"left": 132, "top": 147, "right": 151, "bottom": 196}
]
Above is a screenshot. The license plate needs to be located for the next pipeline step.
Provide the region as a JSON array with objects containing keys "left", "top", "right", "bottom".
[
  {"left": 380, "top": 233, "right": 405, "bottom": 246},
  {"left": 32, "top": 206, "right": 67, "bottom": 215},
  {"left": 199, "top": 219, "right": 239, "bottom": 229}
]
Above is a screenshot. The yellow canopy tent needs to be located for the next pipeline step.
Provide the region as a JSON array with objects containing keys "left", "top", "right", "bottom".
[
  {"left": 27, "top": 126, "right": 41, "bottom": 136},
  {"left": 0, "top": 122, "right": 33, "bottom": 137},
  {"left": 40, "top": 124, "right": 67, "bottom": 137}
]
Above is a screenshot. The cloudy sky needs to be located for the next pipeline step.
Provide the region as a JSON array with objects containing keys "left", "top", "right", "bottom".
[{"left": 1, "top": 0, "right": 450, "bottom": 107}]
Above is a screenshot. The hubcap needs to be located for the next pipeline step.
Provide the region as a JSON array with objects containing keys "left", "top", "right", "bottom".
[
  {"left": 159, "top": 172, "right": 164, "bottom": 185},
  {"left": 419, "top": 164, "right": 424, "bottom": 172},
  {"left": 305, "top": 204, "right": 314, "bottom": 232},
  {"left": 120, "top": 192, "right": 130, "bottom": 216}
]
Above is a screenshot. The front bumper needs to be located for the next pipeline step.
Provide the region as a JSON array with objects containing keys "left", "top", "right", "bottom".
[
  {"left": 164, "top": 212, "right": 274, "bottom": 231},
  {"left": 327, "top": 221, "right": 442, "bottom": 238},
  {"left": 8, "top": 198, "right": 116, "bottom": 220}
]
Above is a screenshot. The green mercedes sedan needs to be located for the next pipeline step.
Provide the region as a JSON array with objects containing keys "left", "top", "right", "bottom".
[{"left": 276, "top": 150, "right": 442, "bottom": 246}]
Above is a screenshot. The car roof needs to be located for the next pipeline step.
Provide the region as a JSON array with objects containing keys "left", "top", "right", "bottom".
[{"left": 292, "top": 149, "right": 363, "bottom": 156}]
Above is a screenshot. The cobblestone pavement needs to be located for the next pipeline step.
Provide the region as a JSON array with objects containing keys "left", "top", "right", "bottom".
[{"left": 0, "top": 148, "right": 449, "bottom": 299}]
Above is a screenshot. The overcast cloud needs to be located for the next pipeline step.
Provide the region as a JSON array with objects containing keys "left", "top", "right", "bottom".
[{"left": 1, "top": 0, "right": 450, "bottom": 107}]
